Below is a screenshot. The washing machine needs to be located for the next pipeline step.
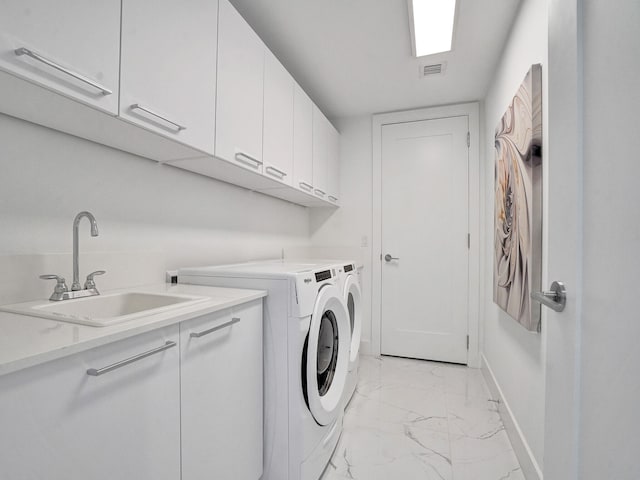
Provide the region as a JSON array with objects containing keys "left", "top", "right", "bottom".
[
  {"left": 277, "top": 259, "right": 362, "bottom": 409},
  {"left": 178, "top": 261, "right": 350, "bottom": 480}
]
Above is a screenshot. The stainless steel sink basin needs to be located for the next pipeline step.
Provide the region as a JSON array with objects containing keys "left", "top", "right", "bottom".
[{"left": 1, "top": 292, "right": 209, "bottom": 327}]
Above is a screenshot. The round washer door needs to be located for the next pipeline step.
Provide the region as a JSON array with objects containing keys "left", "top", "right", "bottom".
[
  {"left": 343, "top": 274, "right": 362, "bottom": 367},
  {"left": 305, "top": 284, "right": 350, "bottom": 426}
]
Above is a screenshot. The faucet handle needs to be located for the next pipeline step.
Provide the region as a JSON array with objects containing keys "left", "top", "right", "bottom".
[
  {"left": 84, "top": 270, "right": 106, "bottom": 290},
  {"left": 39, "top": 275, "right": 68, "bottom": 295}
]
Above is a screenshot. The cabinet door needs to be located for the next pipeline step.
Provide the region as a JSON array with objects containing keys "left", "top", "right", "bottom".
[
  {"left": 216, "top": 0, "right": 265, "bottom": 173},
  {"left": 327, "top": 123, "right": 341, "bottom": 205},
  {"left": 312, "top": 105, "right": 329, "bottom": 199},
  {"left": 293, "top": 83, "right": 314, "bottom": 194},
  {"left": 0, "top": 326, "right": 181, "bottom": 480},
  {"left": 181, "top": 300, "right": 263, "bottom": 480},
  {"left": 263, "top": 50, "right": 294, "bottom": 186},
  {"left": 120, "top": 0, "right": 218, "bottom": 154},
  {"left": 0, "top": 0, "right": 120, "bottom": 114}
]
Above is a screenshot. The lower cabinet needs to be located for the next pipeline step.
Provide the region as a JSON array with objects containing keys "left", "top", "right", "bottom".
[
  {"left": 180, "top": 299, "right": 263, "bottom": 480},
  {"left": 0, "top": 325, "right": 181, "bottom": 480},
  {"left": 0, "top": 299, "right": 264, "bottom": 480}
]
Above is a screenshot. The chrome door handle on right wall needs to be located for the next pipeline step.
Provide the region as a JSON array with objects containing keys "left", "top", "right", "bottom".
[{"left": 531, "top": 281, "right": 566, "bottom": 312}]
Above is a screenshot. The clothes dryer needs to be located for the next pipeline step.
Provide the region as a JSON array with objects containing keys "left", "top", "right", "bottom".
[
  {"left": 335, "top": 262, "right": 362, "bottom": 407},
  {"left": 179, "top": 262, "right": 349, "bottom": 480}
]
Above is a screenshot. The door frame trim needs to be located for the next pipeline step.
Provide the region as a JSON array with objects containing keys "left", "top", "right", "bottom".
[{"left": 371, "top": 102, "right": 481, "bottom": 367}]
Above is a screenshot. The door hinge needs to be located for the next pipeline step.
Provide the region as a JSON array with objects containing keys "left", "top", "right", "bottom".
[
  {"left": 467, "top": 233, "right": 470, "bottom": 249},
  {"left": 467, "top": 335, "right": 470, "bottom": 350},
  {"left": 467, "top": 132, "right": 470, "bottom": 147}
]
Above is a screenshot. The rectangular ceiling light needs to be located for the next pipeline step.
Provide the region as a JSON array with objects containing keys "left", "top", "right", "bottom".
[{"left": 409, "top": 0, "right": 457, "bottom": 57}]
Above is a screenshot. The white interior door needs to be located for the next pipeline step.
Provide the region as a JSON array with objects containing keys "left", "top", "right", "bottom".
[
  {"left": 543, "top": 1, "right": 582, "bottom": 477},
  {"left": 381, "top": 116, "right": 469, "bottom": 364}
]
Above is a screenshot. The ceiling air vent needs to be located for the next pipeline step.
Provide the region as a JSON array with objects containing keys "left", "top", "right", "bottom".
[{"left": 419, "top": 62, "right": 446, "bottom": 78}]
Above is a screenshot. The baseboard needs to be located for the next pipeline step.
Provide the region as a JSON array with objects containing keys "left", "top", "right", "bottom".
[
  {"left": 481, "top": 354, "right": 543, "bottom": 480},
  {"left": 359, "top": 339, "right": 372, "bottom": 355}
]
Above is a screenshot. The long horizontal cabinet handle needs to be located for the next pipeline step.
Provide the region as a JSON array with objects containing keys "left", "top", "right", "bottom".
[
  {"left": 299, "top": 182, "right": 313, "bottom": 192},
  {"left": 190, "top": 317, "right": 240, "bottom": 338},
  {"left": 328, "top": 195, "right": 338, "bottom": 202},
  {"left": 265, "top": 166, "right": 287, "bottom": 179},
  {"left": 15, "top": 47, "right": 113, "bottom": 96},
  {"left": 86, "top": 341, "right": 177, "bottom": 376},
  {"left": 314, "top": 189, "right": 326, "bottom": 197},
  {"left": 130, "top": 104, "right": 186, "bottom": 132},
  {"left": 234, "top": 152, "right": 262, "bottom": 169}
]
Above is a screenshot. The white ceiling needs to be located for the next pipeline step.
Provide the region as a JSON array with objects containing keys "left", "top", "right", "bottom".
[{"left": 228, "top": 0, "right": 522, "bottom": 120}]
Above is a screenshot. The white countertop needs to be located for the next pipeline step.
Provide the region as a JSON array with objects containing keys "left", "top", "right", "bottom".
[{"left": 0, "top": 283, "right": 266, "bottom": 378}]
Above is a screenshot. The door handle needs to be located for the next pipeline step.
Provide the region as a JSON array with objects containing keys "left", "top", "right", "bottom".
[
  {"left": 384, "top": 254, "right": 399, "bottom": 262},
  {"left": 531, "top": 281, "right": 566, "bottom": 312}
]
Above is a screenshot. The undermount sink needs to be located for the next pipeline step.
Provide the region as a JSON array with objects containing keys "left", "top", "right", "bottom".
[{"left": 1, "top": 292, "right": 209, "bottom": 327}]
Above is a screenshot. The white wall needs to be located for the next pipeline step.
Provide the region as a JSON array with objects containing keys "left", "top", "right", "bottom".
[
  {"left": 579, "top": 1, "right": 640, "bottom": 478},
  {"left": 481, "top": 0, "right": 547, "bottom": 475},
  {"left": 0, "top": 113, "right": 310, "bottom": 304},
  {"left": 309, "top": 116, "right": 373, "bottom": 352}
]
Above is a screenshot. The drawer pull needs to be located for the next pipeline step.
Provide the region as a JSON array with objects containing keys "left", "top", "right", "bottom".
[
  {"left": 235, "top": 152, "right": 262, "bottom": 169},
  {"left": 190, "top": 317, "right": 240, "bottom": 338},
  {"left": 328, "top": 195, "right": 338, "bottom": 202},
  {"left": 265, "top": 166, "right": 287, "bottom": 179},
  {"left": 130, "top": 104, "right": 186, "bottom": 132},
  {"left": 15, "top": 47, "right": 113, "bottom": 96},
  {"left": 314, "top": 189, "right": 326, "bottom": 197},
  {"left": 299, "top": 181, "right": 313, "bottom": 192},
  {"left": 86, "top": 341, "right": 176, "bottom": 376}
]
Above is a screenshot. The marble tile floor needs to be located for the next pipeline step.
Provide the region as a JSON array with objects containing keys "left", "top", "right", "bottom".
[{"left": 321, "top": 355, "right": 525, "bottom": 480}]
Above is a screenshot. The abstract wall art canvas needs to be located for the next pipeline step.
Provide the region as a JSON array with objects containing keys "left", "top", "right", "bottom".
[{"left": 494, "top": 64, "right": 542, "bottom": 332}]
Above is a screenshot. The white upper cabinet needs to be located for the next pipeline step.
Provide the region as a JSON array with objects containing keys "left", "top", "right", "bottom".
[
  {"left": 312, "top": 105, "right": 329, "bottom": 199},
  {"left": 0, "top": 0, "right": 340, "bottom": 207},
  {"left": 263, "top": 50, "right": 294, "bottom": 186},
  {"left": 119, "top": 0, "right": 218, "bottom": 154},
  {"left": 216, "top": 0, "right": 265, "bottom": 173},
  {"left": 0, "top": 0, "right": 120, "bottom": 114},
  {"left": 327, "top": 123, "right": 340, "bottom": 204},
  {"left": 293, "top": 83, "right": 314, "bottom": 194}
]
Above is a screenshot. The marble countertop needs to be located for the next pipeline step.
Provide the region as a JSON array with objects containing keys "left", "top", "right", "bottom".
[{"left": 0, "top": 283, "right": 266, "bottom": 378}]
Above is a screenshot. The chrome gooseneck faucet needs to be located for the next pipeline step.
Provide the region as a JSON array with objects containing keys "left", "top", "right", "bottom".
[
  {"left": 72, "top": 211, "right": 99, "bottom": 291},
  {"left": 39, "top": 211, "right": 105, "bottom": 301}
]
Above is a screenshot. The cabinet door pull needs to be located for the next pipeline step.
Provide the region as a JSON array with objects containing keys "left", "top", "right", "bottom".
[
  {"left": 86, "top": 341, "right": 176, "bottom": 376},
  {"left": 314, "top": 189, "right": 326, "bottom": 197},
  {"left": 130, "top": 104, "right": 186, "bottom": 132},
  {"left": 234, "top": 152, "right": 263, "bottom": 169},
  {"left": 190, "top": 317, "right": 240, "bottom": 338},
  {"left": 15, "top": 47, "right": 113, "bottom": 96},
  {"left": 299, "top": 182, "right": 313, "bottom": 192},
  {"left": 328, "top": 195, "right": 338, "bottom": 202},
  {"left": 265, "top": 166, "right": 287, "bottom": 179}
]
